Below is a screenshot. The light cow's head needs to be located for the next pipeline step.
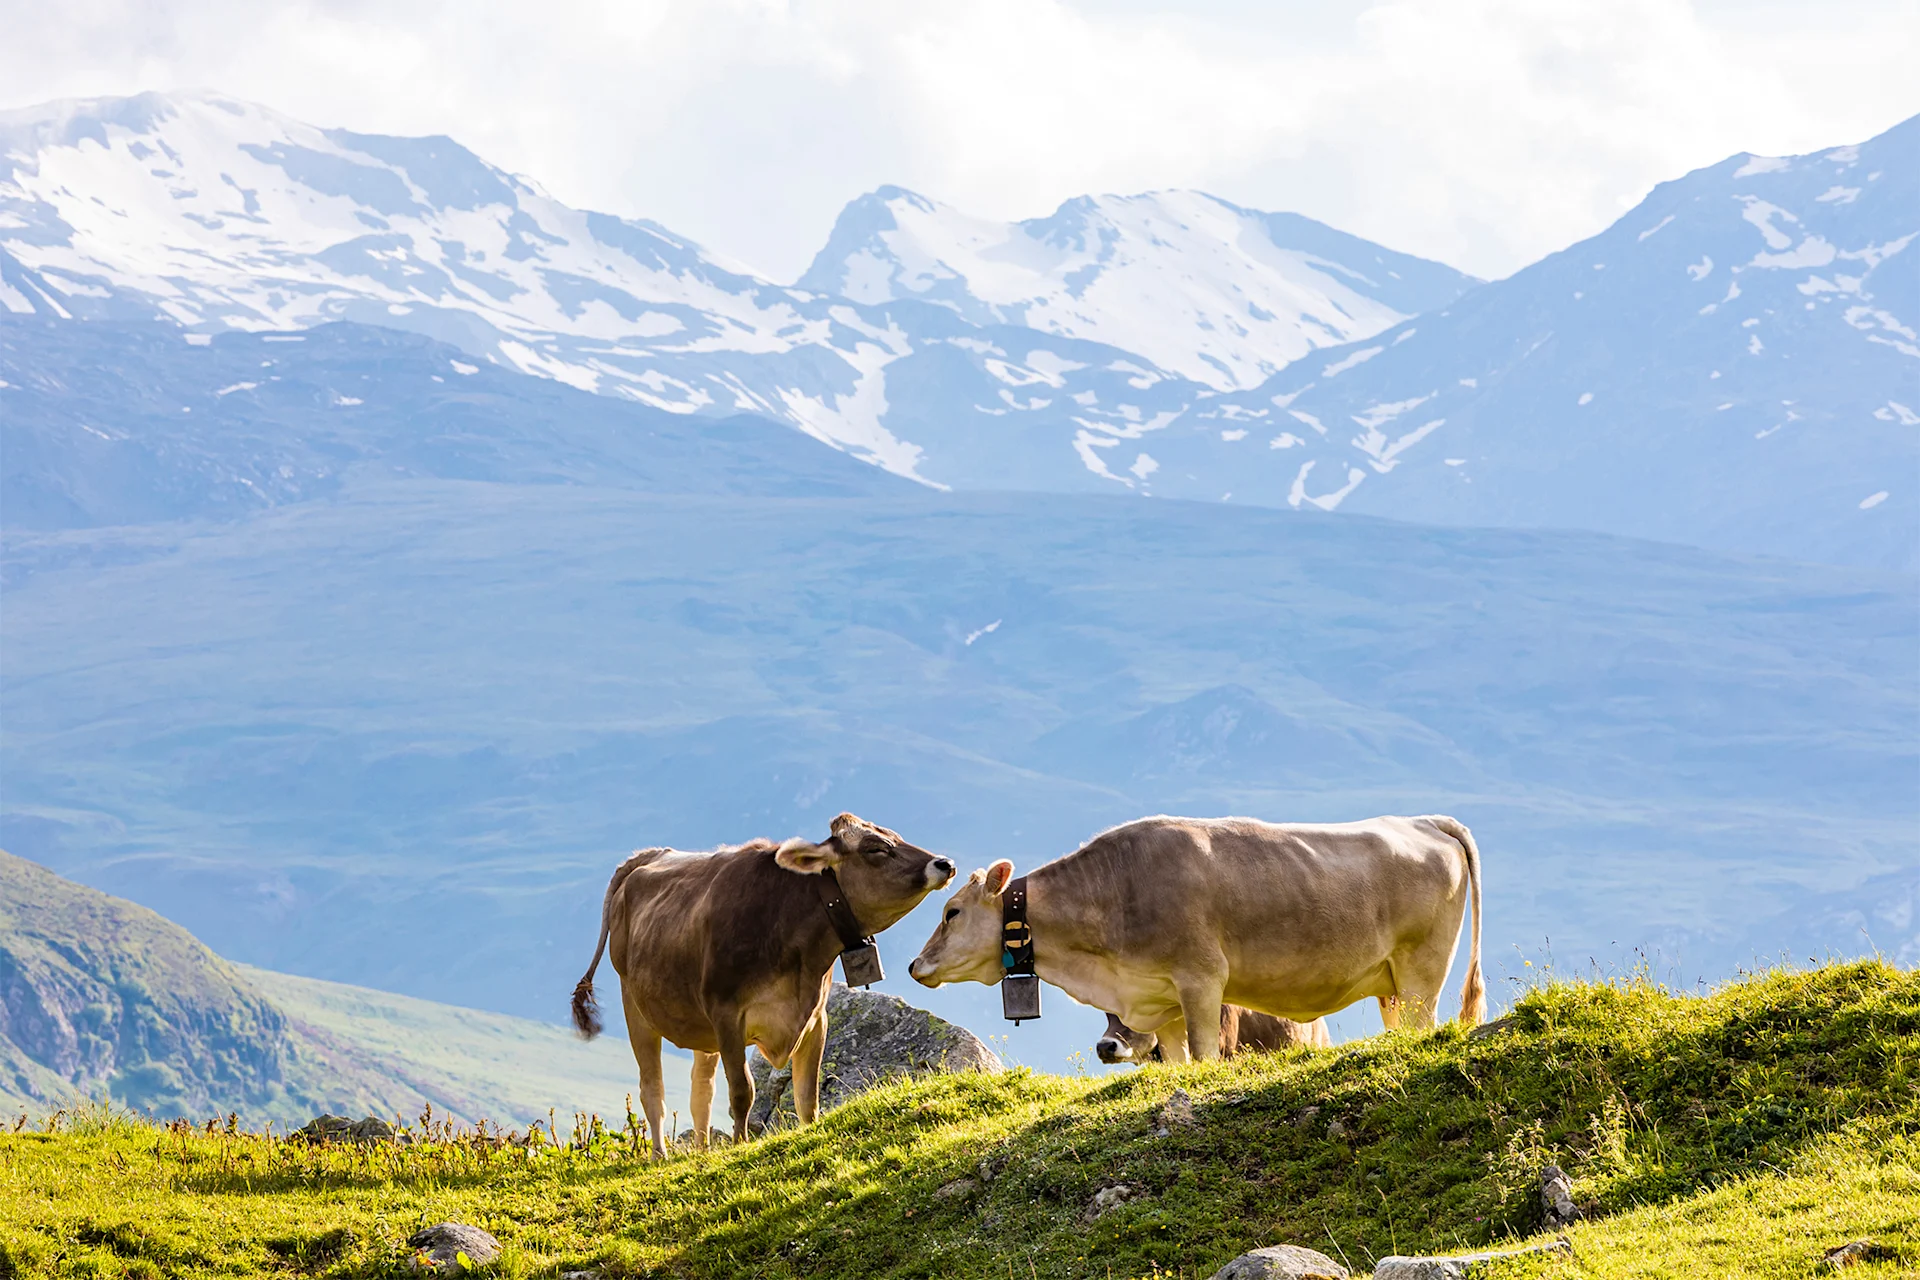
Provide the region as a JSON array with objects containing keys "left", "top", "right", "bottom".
[
  {"left": 908, "top": 858, "right": 1016, "bottom": 987},
  {"left": 775, "top": 813, "right": 956, "bottom": 934},
  {"left": 1094, "top": 1012, "right": 1163, "bottom": 1065}
]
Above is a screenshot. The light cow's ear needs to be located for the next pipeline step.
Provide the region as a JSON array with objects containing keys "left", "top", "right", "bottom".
[
  {"left": 983, "top": 859, "right": 1016, "bottom": 897},
  {"left": 776, "top": 837, "right": 843, "bottom": 875}
]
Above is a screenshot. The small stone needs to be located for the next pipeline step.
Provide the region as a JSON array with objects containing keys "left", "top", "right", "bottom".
[
  {"left": 407, "top": 1222, "right": 501, "bottom": 1274},
  {"left": 1158, "top": 1088, "right": 1198, "bottom": 1127},
  {"left": 934, "top": 1177, "right": 979, "bottom": 1201},
  {"left": 1206, "top": 1243, "right": 1349, "bottom": 1279},
  {"left": 1325, "top": 1117, "right": 1349, "bottom": 1140},
  {"left": 1468, "top": 1014, "right": 1519, "bottom": 1041},
  {"left": 559, "top": 1272, "right": 601, "bottom": 1280},
  {"left": 349, "top": 1116, "right": 395, "bottom": 1142},
  {"left": 1823, "top": 1241, "right": 1896, "bottom": 1271},
  {"left": 1541, "top": 1164, "right": 1579, "bottom": 1229},
  {"left": 1373, "top": 1240, "right": 1571, "bottom": 1280},
  {"left": 1084, "top": 1182, "right": 1145, "bottom": 1221},
  {"left": 1293, "top": 1105, "right": 1321, "bottom": 1129}
]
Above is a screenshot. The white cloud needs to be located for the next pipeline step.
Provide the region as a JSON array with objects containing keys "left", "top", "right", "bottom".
[{"left": 1, "top": 0, "right": 1914, "bottom": 282}]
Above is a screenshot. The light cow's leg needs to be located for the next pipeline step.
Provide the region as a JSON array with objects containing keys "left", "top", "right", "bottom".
[
  {"left": 1377, "top": 994, "right": 1402, "bottom": 1030},
  {"left": 790, "top": 1005, "right": 829, "bottom": 1125},
  {"left": 689, "top": 1051, "right": 720, "bottom": 1148},
  {"left": 1394, "top": 947, "right": 1454, "bottom": 1032},
  {"left": 1175, "top": 971, "right": 1228, "bottom": 1061},
  {"left": 625, "top": 1008, "right": 669, "bottom": 1159},
  {"left": 714, "top": 1013, "right": 756, "bottom": 1144}
]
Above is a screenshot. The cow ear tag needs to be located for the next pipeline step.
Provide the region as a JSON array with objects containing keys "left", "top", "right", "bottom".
[
  {"left": 1002, "top": 972, "right": 1041, "bottom": 1023},
  {"left": 839, "top": 941, "right": 884, "bottom": 988}
]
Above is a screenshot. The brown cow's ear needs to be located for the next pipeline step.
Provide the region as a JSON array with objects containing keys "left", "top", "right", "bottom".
[
  {"left": 983, "top": 859, "right": 1015, "bottom": 897},
  {"left": 775, "top": 837, "right": 842, "bottom": 875}
]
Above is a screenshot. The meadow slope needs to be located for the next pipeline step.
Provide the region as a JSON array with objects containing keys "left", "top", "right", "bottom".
[{"left": 0, "top": 961, "right": 1913, "bottom": 1279}]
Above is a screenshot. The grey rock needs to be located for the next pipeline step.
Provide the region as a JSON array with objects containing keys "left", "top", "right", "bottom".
[
  {"left": 933, "top": 1176, "right": 979, "bottom": 1201},
  {"left": 748, "top": 984, "right": 1001, "bottom": 1128},
  {"left": 293, "top": 1113, "right": 396, "bottom": 1145},
  {"left": 559, "top": 1272, "right": 602, "bottom": 1280},
  {"left": 1084, "top": 1182, "right": 1146, "bottom": 1221},
  {"left": 406, "top": 1222, "right": 501, "bottom": 1273},
  {"left": 1206, "top": 1244, "right": 1349, "bottom": 1279},
  {"left": 1157, "top": 1088, "right": 1198, "bottom": 1128},
  {"left": 1822, "top": 1241, "right": 1896, "bottom": 1271},
  {"left": 1372, "top": 1240, "right": 1571, "bottom": 1280},
  {"left": 1468, "top": 1014, "right": 1519, "bottom": 1041},
  {"left": 1541, "top": 1163, "right": 1579, "bottom": 1228},
  {"left": 1325, "top": 1117, "right": 1349, "bottom": 1140}
]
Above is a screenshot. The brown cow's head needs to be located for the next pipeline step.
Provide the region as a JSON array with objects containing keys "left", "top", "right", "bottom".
[
  {"left": 907, "top": 858, "right": 1015, "bottom": 987},
  {"left": 1094, "top": 1012, "right": 1163, "bottom": 1065},
  {"left": 774, "top": 813, "right": 955, "bottom": 935}
]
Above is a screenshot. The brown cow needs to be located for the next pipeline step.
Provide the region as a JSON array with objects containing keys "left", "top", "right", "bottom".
[
  {"left": 911, "top": 813, "right": 1484, "bottom": 1060},
  {"left": 571, "top": 813, "right": 955, "bottom": 1155},
  {"left": 1094, "top": 1006, "right": 1330, "bottom": 1064}
]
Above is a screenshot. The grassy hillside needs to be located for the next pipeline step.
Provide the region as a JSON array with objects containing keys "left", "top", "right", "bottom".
[
  {"left": 0, "top": 961, "right": 1912, "bottom": 1279},
  {"left": 242, "top": 966, "right": 686, "bottom": 1128},
  {"left": 0, "top": 851, "right": 681, "bottom": 1127}
]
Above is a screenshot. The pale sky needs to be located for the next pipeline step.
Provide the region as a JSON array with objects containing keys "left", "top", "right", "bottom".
[{"left": 4, "top": 0, "right": 1916, "bottom": 282}]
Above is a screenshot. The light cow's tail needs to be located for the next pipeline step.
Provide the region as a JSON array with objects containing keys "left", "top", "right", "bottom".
[
  {"left": 1425, "top": 815, "right": 1485, "bottom": 1026},
  {"left": 571, "top": 852, "right": 647, "bottom": 1039}
]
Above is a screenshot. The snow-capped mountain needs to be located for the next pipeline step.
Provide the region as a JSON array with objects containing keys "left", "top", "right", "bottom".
[
  {"left": 797, "top": 187, "right": 1477, "bottom": 390},
  {"left": 1057, "top": 116, "right": 1916, "bottom": 569},
  {"left": 0, "top": 91, "right": 1232, "bottom": 487}
]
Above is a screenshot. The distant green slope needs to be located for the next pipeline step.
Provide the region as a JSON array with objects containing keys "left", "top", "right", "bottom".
[
  {"left": 242, "top": 965, "right": 688, "bottom": 1128},
  {"left": 0, "top": 851, "right": 684, "bottom": 1127}
]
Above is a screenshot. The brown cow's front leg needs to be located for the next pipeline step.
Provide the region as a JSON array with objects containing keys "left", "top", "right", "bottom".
[
  {"left": 1175, "top": 973, "right": 1227, "bottom": 1061},
  {"left": 790, "top": 1004, "right": 829, "bottom": 1125},
  {"left": 714, "top": 1014, "right": 755, "bottom": 1144},
  {"left": 689, "top": 1051, "right": 720, "bottom": 1148}
]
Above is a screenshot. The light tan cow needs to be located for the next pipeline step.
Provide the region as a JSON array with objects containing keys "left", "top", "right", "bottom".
[
  {"left": 572, "top": 814, "right": 955, "bottom": 1155},
  {"left": 910, "top": 814, "right": 1483, "bottom": 1061}
]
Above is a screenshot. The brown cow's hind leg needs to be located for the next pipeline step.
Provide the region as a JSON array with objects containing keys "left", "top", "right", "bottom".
[
  {"left": 625, "top": 1013, "right": 669, "bottom": 1159},
  {"left": 689, "top": 1051, "right": 720, "bottom": 1148},
  {"left": 790, "top": 1005, "right": 829, "bottom": 1124}
]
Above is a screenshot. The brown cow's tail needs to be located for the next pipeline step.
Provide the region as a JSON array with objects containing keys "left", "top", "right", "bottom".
[
  {"left": 571, "top": 852, "right": 646, "bottom": 1039},
  {"left": 1427, "top": 815, "right": 1486, "bottom": 1026}
]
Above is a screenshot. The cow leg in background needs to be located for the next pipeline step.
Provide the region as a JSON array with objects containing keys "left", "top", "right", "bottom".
[
  {"left": 790, "top": 1005, "right": 829, "bottom": 1124},
  {"left": 625, "top": 1013, "right": 670, "bottom": 1159},
  {"left": 1377, "top": 994, "right": 1402, "bottom": 1030},
  {"left": 689, "top": 1051, "right": 720, "bottom": 1148},
  {"left": 1154, "top": 1014, "right": 1192, "bottom": 1064},
  {"left": 715, "top": 1013, "right": 756, "bottom": 1144},
  {"left": 1175, "top": 972, "right": 1228, "bottom": 1061}
]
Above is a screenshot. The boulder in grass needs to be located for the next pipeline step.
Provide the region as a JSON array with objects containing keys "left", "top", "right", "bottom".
[
  {"left": 1372, "top": 1240, "right": 1572, "bottom": 1280},
  {"left": 1205, "top": 1244, "right": 1349, "bottom": 1279},
  {"left": 747, "top": 984, "right": 1000, "bottom": 1130},
  {"left": 407, "top": 1222, "right": 501, "bottom": 1274},
  {"left": 291, "top": 1113, "right": 398, "bottom": 1145}
]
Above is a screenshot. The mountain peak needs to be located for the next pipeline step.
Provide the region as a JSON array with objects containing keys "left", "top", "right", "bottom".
[{"left": 796, "top": 185, "right": 1478, "bottom": 389}]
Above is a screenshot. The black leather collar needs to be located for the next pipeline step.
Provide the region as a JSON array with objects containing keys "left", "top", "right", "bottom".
[
  {"left": 812, "top": 867, "right": 873, "bottom": 950},
  {"left": 1001, "top": 875, "right": 1034, "bottom": 975}
]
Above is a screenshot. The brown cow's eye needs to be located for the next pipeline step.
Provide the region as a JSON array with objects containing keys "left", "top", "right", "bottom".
[{"left": 944, "top": 908, "right": 959, "bottom": 922}]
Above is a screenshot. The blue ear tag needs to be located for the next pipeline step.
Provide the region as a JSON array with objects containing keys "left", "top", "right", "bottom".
[{"left": 1002, "top": 950, "right": 1015, "bottom": 969}]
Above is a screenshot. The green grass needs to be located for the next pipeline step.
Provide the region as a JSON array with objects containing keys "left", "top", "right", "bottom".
[{"left": 0, "top": 961, "right": 1914, "bottom": 1279}]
